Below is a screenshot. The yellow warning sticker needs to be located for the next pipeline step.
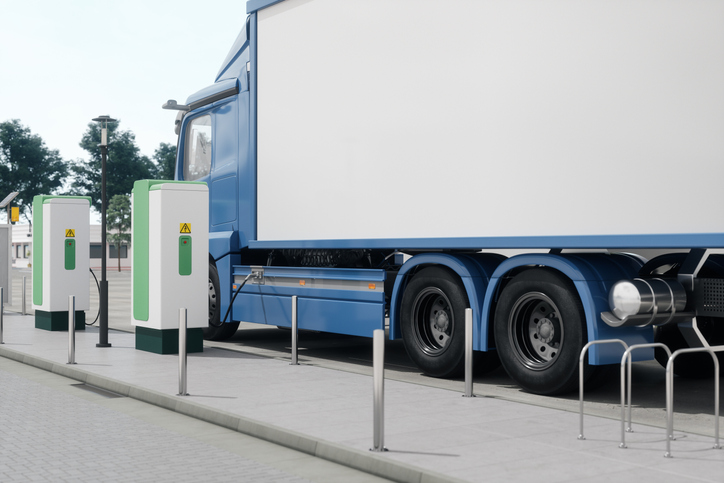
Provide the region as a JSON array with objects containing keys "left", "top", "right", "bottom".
[
  {"left": 65, "top": 229, "right": 75, "bottom": 237},
  {"left": 180, "top": 223, "right": 191, "bottom": 234}
]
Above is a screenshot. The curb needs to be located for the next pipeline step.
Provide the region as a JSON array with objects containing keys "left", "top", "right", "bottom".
[{"left": 0, "top": 345, "right": 464, "bottom": 483}]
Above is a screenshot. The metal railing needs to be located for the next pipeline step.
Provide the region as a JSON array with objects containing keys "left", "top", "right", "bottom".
[
  {"left": 578, "top": 339, "right": 628, "bottom": 440},
  {"left": 618, "top": 343, "right": 671, "bottom": 448},
  {"left": 665, "top": 345, "right": 722, "bottom": 458},
  {"left": 579, "top": 338, "right": 723, "bottom": 457}
]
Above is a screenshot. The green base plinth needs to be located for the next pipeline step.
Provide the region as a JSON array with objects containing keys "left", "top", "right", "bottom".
[
  {"left": 135, "top": 326, "right": 203, "bottom": 354},
  {"left": 35, "top": 310, "right": 86, "bottom": 331}
]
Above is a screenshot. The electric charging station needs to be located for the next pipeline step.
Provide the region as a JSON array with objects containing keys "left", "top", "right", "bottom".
[
  {"left": 32, "top": 196, "right": 91, "bottom": 330},
  {"left": 131, "top": 180, "right": 208, "bottom": 354}
]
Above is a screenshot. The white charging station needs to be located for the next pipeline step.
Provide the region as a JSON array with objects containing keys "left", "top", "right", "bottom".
[
  {"left": 32, "top": 196, "right": 90, "bottom": 331},
  {"left": 131, "top": 180, "right": 208, "bottom": 354}
]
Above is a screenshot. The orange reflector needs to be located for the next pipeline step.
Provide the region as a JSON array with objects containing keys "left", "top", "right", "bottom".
[
  {"left": 369, "top": 283, "right": 376, "bottom": 290},
  {"left": 299, "top": 280, "right": 306, "bottom": 286},
  {"left": 232, "top": 285, "right": 237, "bottom": 289}
]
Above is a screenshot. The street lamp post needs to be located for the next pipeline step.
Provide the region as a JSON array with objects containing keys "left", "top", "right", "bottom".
[{"left": 92, "top": 116, "right": 116, "bottom": 348}]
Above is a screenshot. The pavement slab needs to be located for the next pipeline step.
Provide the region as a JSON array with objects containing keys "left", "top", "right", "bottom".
[{"left": 0, "top": 311, "right": 722, "bottom": 483}]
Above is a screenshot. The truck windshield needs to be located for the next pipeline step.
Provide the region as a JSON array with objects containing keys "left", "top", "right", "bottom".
[{"left": 183, "top": 115, "right": 212, "bottom": 180}]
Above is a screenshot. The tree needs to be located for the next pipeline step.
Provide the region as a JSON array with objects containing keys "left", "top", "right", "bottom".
[
  {"left": 153, "top": 142, "right": 177, "bottom": 180},
  {"left": 70, "top": 121, "right": 157, "bottom": 213},
  {"left": 0, "top": 120, "right": 68, "bottom": 223},
  {"left": 106, "top": 194, "right": 131, "bottom": 272}
]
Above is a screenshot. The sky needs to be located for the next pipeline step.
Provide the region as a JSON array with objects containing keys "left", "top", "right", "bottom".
[{"left": 0, "top": 0, "right": 247, "bottom": 166}]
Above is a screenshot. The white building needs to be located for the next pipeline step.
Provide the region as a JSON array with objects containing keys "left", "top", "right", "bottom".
[{"left": 11, "top": 224, "right": 131, "bottom": 271}]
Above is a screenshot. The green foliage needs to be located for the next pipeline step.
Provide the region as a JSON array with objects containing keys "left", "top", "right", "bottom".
[
  {"left": 153, "top": 142, "right": 177, "bottom": 180},
  {"left": 0, "top": 120, "right": 68, "bottom": 222},
  {"left": 71, "top": 120, "right": 158, "bottom": 213},
  {"left": 106, "top": 194, "right": 132, "bottom": 272}
]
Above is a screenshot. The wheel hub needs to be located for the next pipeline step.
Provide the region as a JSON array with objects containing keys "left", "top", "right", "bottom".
[
  {"left": 433, "top": 311, "right": 450, "bottom": 332},
  {"left": 536, "top": 318, "right": 555, "bottom": 343}
]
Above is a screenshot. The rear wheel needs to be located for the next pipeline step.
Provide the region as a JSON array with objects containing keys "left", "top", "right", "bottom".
[
  {"left": 494, "top": 268, "right": 587, "bottom": 395},
  {"left": 203, "top": 263, "right": 240, "bottom": 341},
  {"left": 401, "top": 267, "right": 498, "bottom": 377}
]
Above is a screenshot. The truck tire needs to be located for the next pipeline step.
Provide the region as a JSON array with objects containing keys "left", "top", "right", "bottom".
[
  {"left": 400, "top": 267, "right": 468, "bottom": 377},
  {"left": 203, "top": 263, "right": 240, "bottom": 341},
  {"left": 494, "top": 268, "right": 586, "bottom": 395}
]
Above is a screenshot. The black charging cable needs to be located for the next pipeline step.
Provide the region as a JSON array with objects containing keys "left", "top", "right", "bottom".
[
  {"left": 87, "top": 267, "right": 100, "bottom": 326},
  {"left": 211, "top": 273, "right": 253, "bottom": 327}
]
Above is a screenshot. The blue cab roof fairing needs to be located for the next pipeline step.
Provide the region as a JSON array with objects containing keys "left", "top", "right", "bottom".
[
  {"left": 246, "top": 0, "right": 285, "bottom": 14},
  {"left": 216, "top": 20, "right": 250, "bottom": 83}
]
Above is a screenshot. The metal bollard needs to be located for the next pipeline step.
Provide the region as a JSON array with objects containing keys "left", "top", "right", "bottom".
[
  {"left": 67, "top": 296, "right": 76, "bottom": 364},
  {"left": 1, "top": 287, "right": 4, "bottom": 344},
  {"left": 371, "top": 329, "right": 387, "bottom": 452},
  {"left": 463, "top": 308, "right": 474, "bottom": 397},
  {"left": 22, "top": 276, "right": 26, "bottom": 315},
  {"left": 178, "top": 308, "right": 188, "bottom": 396},
  {"left": 291, "top": 296, "right": 299, "bottom": 365}
]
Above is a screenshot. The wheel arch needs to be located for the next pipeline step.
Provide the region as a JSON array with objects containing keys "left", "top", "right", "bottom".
[
  {"left": 389, "top": 253, "right": 505, "bottom": 351},
  {"left": 482, "top": 252, "right": 651, "bottom": 364}
]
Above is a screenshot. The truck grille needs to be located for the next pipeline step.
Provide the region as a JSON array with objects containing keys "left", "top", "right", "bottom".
[{"left": 695, "top": 278, "right": 724, "bottom": 317}]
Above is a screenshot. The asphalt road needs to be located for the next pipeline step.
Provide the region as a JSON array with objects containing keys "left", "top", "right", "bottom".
[{"left": 6, "top": 267, "right": 723, "bottom": 437}]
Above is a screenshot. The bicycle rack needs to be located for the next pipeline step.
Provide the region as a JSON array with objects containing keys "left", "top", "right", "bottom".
[
  {"left": 578, "top": 339, "right": 628, "bottom": 440},
  {"left": 580, "top": 340, "right": 723, "bottom": 458},
  {"left": 665, "top": 345, "right": 723, "bottom": 458},
  {"left": 618, "top": 343, "right": 671, "bottom": 448}
]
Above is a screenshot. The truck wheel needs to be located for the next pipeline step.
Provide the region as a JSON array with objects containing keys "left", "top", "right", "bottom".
[
  {"left": 400, "top": 267, "right": 467, "bottom": 377},
  {"left": 494, "top": 268, "right": 585, "bottom": 395},
  {"left": 203, "top": 263, "right": 240, "bottom": 341}
]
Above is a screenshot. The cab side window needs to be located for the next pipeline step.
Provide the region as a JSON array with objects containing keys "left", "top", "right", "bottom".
[{"left": 183, "top": 115, "right": 212, "bottom": 180}]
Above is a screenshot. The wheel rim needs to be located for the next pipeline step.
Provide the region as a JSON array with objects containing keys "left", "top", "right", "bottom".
[
  {"left": 508, "top": 292, "right": 563, "bottom": 370},
  {"left": 208, "top": 277, "right": 218, "bottom": 320},
  {"left": 412, "top": 287, "right": 454, "bottom": 355}
]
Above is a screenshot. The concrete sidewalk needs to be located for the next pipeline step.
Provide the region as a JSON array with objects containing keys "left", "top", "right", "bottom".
[
  {"left": 0, "top": 356, "right": 390, "bottom": 483},
  {"left": 0, "top": 312, "right": 721, "bottom": 483}
]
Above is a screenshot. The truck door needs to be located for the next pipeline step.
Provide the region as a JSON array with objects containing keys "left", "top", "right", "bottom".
[{"left": 180, "top": 103, "right": 239, "bottom": 230}]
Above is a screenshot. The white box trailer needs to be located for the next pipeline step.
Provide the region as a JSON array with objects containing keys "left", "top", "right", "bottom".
[
  {"left": 254, "top": 0, "right": 724, "bottom": 243},
  {"left": 165, "top": 0, "right": 724, "bottom": 394}
]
